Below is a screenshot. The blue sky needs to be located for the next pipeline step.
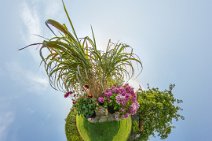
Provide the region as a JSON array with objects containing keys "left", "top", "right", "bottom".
[{"left": 0, "top": 0, "right": 211, "bottom": 141}]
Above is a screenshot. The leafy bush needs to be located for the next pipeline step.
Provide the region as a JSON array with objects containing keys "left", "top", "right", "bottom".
[
  {"left": 129, "top": 84, "right": 184, "bottom": 141},
  {"left": 74, "top": 96, "right": 97, "bottom": 118}
]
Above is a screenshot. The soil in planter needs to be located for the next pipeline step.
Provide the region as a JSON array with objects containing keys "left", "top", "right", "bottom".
[
  {"left": 98, "top": 102, "right": 104, "bottom": 106},
  {"left": 108, "top": 106, "right": 116, "bottom": 114}
]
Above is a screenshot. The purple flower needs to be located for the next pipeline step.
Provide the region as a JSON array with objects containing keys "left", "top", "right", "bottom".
[
  {"left": 116, "top": 94, "right": 127, "bottom": 105},
  {"left": 64, "top": 91, "right": 72, "bottom": 98},
  {"left": 102, "top": 84, "right": 140, "bottom": 119},
  {"left": 129, "top": 101, "right": 139, "bottom": 115},
  {"left": 124, "top": 84, "right": 134, "bottom": 94},
  {"left": 98, "top": 97, "right": 104, "bottom": 103},
  {"left": 111, "top": 88, "right": 117, "bottom": 93},
  {"left": 118, "top": 87, "right": 126, "bottom": 95},
  {"left": 132, "top": 96, "right": 137, "bottom": 102},
  {"left": 104, "top": 91, "right": 113, "bottom": 97},
  {"left": 125, "top": 93, "right": 130, "bottom": 99},
  {"left": 122, "top": 113, "right": 129, "bottom": 118}
]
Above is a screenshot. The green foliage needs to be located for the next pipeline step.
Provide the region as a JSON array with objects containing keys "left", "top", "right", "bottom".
[
  {"left": 74, "top": 97, "right": 97, "bottom": 118},
  {"left": 19, "top": 0, "right": 142, "bottom": 97},
  {"left": 129, "top": 84, "right": 184, "bottom": 141},
  {"left": 76, "top": 115, "right": 132, "bottom": 141},
  {"left": 107, "top": 94, "right": 121, "bottom": 111},
  {"left": 65, "top": 108, "right": 83, "bottom": 141}
]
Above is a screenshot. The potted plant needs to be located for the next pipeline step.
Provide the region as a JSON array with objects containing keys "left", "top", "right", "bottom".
[
  {"left": 19, "top": 0, "right": 142, "bottom": 117},
  {"left": 19, "top": 0, "right": 141, "bottom": 139},
  {"left": 20, "top": 1, "right": 183, "bottom": 141}
]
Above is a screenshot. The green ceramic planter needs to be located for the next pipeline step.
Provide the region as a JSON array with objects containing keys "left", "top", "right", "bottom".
[{"left": 76, "top": 115, "right": 132, "bottom": 141}]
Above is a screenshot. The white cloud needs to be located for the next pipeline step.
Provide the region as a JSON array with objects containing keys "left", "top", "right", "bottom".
[
  {"left": 0, "top": 112, "right": 15, "bottom": 141},
  {"left": 19, "top": 1, "right": 59, "bottom": 92},
  {"left": 5, "top": 62, "right": 49, "bottom": 92},
  {"left": 128, "top": 79, "right": 144, "bottom": 91},
  {"left": 44, "top": 1, "right": 62, "bottom": 18},
  {"left": 20, "top": 1, "right": 43, "bottom": 63},
  {"left": 21, "top": 2, "right": 41, "bottom": 42},
  {"left": 19, "top": 0, "right": 64, "bottom": 63}
]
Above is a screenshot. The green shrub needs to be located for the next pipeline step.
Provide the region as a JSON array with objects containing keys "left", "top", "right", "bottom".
[
  {"left": 74, "top": 97, "right": 97, "bottom": 118},
  {"left": 129, "top": 84, "right": 184, "bottom": 141}
]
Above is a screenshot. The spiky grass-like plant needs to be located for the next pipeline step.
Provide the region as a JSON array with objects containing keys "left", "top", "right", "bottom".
[{"left": 20, "top": 0, "right": 142, "bottom": 97}]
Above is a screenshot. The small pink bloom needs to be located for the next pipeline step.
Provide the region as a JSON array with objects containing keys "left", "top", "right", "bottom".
[
  {"left": 64, "top": 91, "right": 73, "bottom": 98},
  {"left": 98, "top": 97, "right": 104, "bottom": 103},
  {"left": 104, "top": 91, "right": 113, "bottom": 97},
  {"left": 122, "top": 113, "right": 129, "bottom": 118}
]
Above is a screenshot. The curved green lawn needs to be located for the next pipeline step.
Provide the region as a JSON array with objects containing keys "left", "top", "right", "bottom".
[
  {"left": 65, "top": 109, "right": 83, "bottom": 141},
  {"left": 76, "top": 115, "right": 132, "bottom": 141}
]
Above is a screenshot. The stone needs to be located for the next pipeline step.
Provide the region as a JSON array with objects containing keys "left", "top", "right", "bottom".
[
  {"left": 96, "top": 107, "right": 107, "bottom": 116},
  {"left": 107, "top": 114, "right": 115, "bottom": 121},
  {"left": 98, "top": 116, "right": 108, "bottom": 122}
]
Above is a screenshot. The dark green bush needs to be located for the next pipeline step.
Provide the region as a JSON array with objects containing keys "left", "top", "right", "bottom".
[{"left": 74, "top": 97, "right": 97, "bottom": 118}]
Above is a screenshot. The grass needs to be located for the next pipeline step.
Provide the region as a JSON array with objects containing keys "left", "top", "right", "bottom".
[
  {"left": 76, "top": 115, "right": 132, "bottom": 141},
  {"left": 65, "top": 109, "right": 83, "bottom": 141}
]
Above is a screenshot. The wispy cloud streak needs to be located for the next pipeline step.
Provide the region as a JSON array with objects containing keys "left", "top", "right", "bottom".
[
  {"left": 5, "top": 62, "right": 49, "bottom": 92},
  {"left": 20, "top": 2, "right": 42, "bottom": 63},
  {"left": 0, "top": 112, "right": 15, "bottom": 141}
]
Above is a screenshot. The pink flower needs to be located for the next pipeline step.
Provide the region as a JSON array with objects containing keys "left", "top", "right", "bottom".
[
  {"left": 116, "top": 94, "right": 127, "bottom": 105},
  {"left": 129, "top": 101, "right": 139, "bottom": 115},
  {"left": 98, "top": 97, "right": 104, "bottom": 103},
  {"left": 102, "top": 84, "right": 140, "bottom": 118},
  {"left": 64, "top": 91, "right": 73, "bottom": 98},
  {"left": 118, "top": 87, "right": 126, "bottom": 95},
  {"left": 122, "top": 113, "right": 129, "bottom": 118},
  {"left": 104, "top": 91, "right": 113, "bottom": 97},
  {"left": 125, "top": 93, "right": 130, "bottom": 99}
]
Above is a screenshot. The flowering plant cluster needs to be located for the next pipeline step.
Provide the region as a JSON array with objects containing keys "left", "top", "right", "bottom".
[
  {"left": 64, "top": 83, "right": 87, "bottom": 105},
  {"left": 64, "top": 91, "right": 80, "bottom": 105},
  {"left": 98, "top": 84, "right": 139, "bottom": 119}
]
